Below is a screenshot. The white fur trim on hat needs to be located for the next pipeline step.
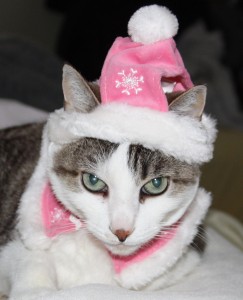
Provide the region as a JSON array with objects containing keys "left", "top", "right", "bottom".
[
  {"left": 128, "top": 5, "right": 179, "bottom": 44},
  {"left": 47, "top": 103, "right": 217, "bottom": 165}
]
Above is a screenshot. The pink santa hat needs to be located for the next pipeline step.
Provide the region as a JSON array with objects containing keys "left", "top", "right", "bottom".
[
  {"left": 99, "top": 5, "right": 194, "bottom": 112},
  {"left": 48, "top": 5, "right": 216, "bottom": 165}
]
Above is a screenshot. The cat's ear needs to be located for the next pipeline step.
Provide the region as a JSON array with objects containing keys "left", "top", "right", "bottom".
[
  {"left": 168, "top": 85, "right": 206, "bottom": 120},
  {"left": 62, "top": 64, "right": 100, "bottom": 113}
]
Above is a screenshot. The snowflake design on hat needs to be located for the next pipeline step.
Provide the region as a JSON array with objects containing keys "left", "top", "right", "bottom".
[{"left": 115, "top": 68, "right": 144, "bottom": 95}]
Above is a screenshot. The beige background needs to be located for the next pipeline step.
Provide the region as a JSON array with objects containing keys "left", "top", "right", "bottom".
[{"left": 201, "top": 128, "right": 243, "bottom": 224}]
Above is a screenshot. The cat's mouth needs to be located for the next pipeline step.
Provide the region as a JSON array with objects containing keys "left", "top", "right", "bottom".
[
  {"left": 105, "top": 222, "right": 179, "bottom": 257},
  {"left": 107, "top": 243, "right": 140, "bottom": 256}
]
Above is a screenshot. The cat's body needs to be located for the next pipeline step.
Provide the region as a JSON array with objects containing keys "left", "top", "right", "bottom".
[
  {"left": 0, "top": 64, "right": 216, "bottom": 299},
  {"left": 0, "top": 123, "right": 44, "bottom": 246}
]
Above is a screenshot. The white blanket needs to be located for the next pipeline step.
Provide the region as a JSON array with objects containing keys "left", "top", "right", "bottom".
[
  {"left": 0, "top": 98, "right": 47, "bottom": 128},
  {"left": 1, "top": 99, "right": 243, "bottom": 300}
]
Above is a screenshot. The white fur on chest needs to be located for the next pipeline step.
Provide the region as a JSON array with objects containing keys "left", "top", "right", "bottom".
[{"left": 49, "top": 231, "right": 114, "bottom": 288}]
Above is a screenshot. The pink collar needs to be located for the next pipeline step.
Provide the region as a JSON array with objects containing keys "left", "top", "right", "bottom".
[
  {"left": 42, "top": 183, "right": 84, "bottom": 237},
  {"left": 42, "top": 183, "right": 178, "bottom": 273}
]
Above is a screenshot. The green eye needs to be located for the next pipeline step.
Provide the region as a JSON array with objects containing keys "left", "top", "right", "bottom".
[
  {"left": 142, "top": 177, "right": 168, "bottom": 195},
  {"left": 82, "top": 173, "right": 107, "bottom": 192}
]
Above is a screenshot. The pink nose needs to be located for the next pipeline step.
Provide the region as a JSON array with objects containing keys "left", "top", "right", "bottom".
[{"left": 114, "top": 229, "right": 131, "bottom": 242}]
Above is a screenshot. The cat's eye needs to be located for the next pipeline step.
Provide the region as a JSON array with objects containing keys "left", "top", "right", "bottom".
[
  {"left": 141, "top": 177, "right": 168, "bottom": 195},
  {"left": 82, "top": 173, "right": 107, "bottom": 192}
]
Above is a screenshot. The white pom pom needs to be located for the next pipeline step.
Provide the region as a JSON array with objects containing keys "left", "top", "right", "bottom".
[{"left": 128, "top": 5, "right": 179, "bottom": 44}]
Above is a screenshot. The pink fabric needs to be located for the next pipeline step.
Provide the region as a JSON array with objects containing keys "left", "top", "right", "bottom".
[
  {"left": 100, "top": 37, "right": 193, "bottom": 112},
  {"left": 111, "top": 225, "right": 178, "bottom": 273},
  {"left": 42, "top": 183, "right": 83, "bottom": 237},
  {"left": 42, "top": 183, "right": 178, "bottom": 273}
]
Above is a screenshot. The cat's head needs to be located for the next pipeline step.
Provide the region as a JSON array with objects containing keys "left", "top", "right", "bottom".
[{"left": 46, "top": 65, "right": 216, "bottom": 256}]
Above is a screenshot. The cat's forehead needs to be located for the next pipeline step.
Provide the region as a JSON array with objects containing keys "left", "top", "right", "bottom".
[
  {"left": 53, "top": 137, "right": 199, "bottom": 181},
  {"left": 53, "top": 137, "right": 118, "bottom": 173},
  {"left": 54, "top": 137, "right": 168, "bottom": 166}
]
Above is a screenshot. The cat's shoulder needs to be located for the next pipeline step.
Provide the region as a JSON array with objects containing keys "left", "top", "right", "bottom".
[
  {"left": 0, "top": 122, "right": 45, "bottom": 170},
  {"left": 0, "top": 121, "right": 46, "bottom": 180},
  {"left": 0, "top": 122, "right": 45, "bottom": 140},
  {"left": 0, "top": 122, "right": 46, "bottom": 246}
]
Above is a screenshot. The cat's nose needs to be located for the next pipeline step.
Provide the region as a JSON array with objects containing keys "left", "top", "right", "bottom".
[{"left": 114, "top": 229, "right": 131, "bottom": 242}]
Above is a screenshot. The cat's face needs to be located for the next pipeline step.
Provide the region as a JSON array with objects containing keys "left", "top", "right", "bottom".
[
  {"left": 46, "top": 64, "right": 209, "bottom": 256},
  {"left": 49, "top": 137, "right": 200, "bottom": 256}
]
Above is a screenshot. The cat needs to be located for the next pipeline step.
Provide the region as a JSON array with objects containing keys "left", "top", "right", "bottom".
[{"left": 0, "top": 64, "right": 216, "bottom": 299}]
